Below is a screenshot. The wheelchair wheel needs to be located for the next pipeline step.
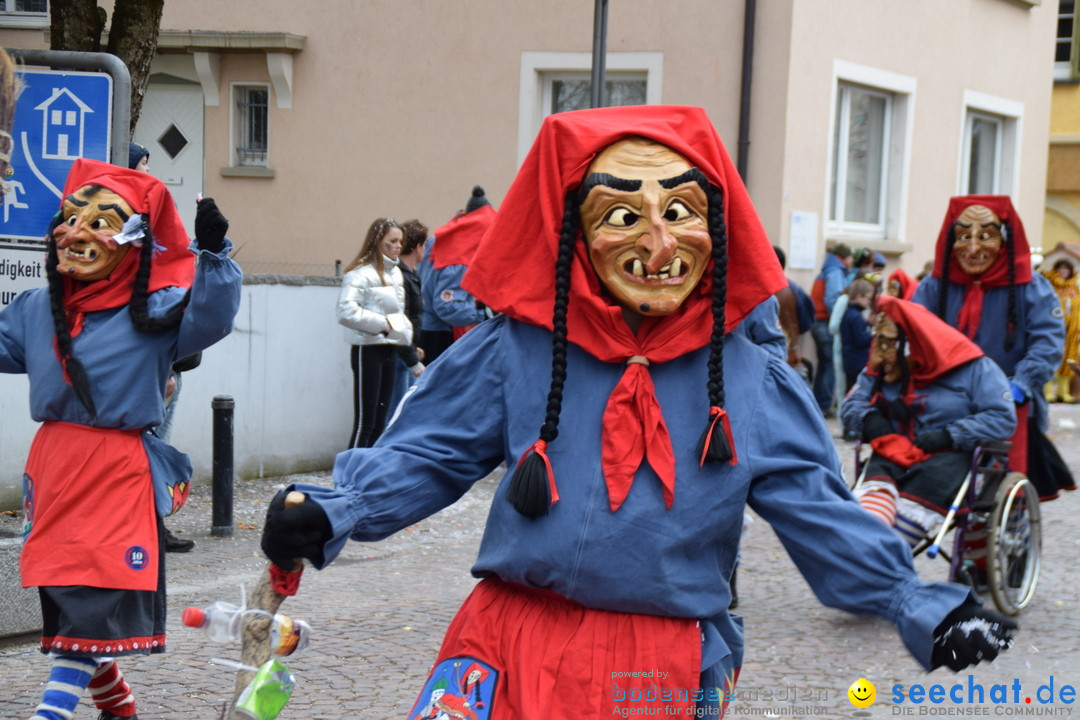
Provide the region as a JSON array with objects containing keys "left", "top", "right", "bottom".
[{"left": 987, "top": 473, "right": 1041, "bottom": 615}]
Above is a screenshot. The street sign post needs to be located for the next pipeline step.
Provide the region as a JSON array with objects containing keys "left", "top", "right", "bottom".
[{"left": 0, "top": 67, "right": 112, "bottom": 306}]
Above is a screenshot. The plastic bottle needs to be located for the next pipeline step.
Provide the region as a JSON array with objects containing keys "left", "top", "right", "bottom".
[{"left": 181, "top": 602, "right": 311, "bottom": 656}]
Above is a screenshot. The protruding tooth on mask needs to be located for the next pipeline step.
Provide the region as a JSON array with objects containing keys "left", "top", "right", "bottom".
[
  {"left": 671, "top": 257, "right": 684, "bottom": 276},
  {"left": 632, "top": 258, "right": 645, "bottom": 276}
]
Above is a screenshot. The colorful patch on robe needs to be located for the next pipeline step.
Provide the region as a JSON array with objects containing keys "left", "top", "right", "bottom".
[
  {"left": 125, "top": 545, "right": 150, "bottom": 571},
  {"left": 22, "top": 472, "right": 33, "bottom": 537},
  {"left": 440, "top": 290, "right": 456, "bottom": 302},
  {"left": 409, "top": 656, "right": 498, "bottom": 720}
]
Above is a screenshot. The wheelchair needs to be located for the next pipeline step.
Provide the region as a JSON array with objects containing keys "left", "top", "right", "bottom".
[{"left": 852, "top": 440, "right": 1041, "bottom": 616}]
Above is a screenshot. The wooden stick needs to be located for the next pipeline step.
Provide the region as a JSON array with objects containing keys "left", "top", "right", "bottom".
[{"left": 229, "top": 491, "right": 306, "bottom": 718}]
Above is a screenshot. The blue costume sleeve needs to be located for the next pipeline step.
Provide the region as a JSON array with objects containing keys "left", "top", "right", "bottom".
[
  {"left": 0, "top": 288, "right": 32, "bottom": 373},
  {"left": 1011, "top": 272, "right": 1065, "bottom": 399},
  {"left": 910, "top": 275, "right": 937, "bottom": 311},
  {"left": 735, "top": 295, "right": 786, "bottom": 359},
  {"left": 839, "top": 370, "right": 875, "bottom": 432},
  {"left": 942, "top": 357, "right": 1016, "bottom": 451},
  {"left": 172, "top": 240, "right": 243, "bottom": 360},
  {"left": 428, "top": 264, "right": 487, "bottom": 328},
  {"left": 745, "top": 358, "right": 973, "bottom": 670},
  {"left": 291, "top": 318, "right": 508, "bottom": 566}
]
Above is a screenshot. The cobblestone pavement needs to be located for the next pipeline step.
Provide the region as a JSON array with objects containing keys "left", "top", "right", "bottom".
[{"left": 2, "top": 403, "right": 1078, "bottom": 720}]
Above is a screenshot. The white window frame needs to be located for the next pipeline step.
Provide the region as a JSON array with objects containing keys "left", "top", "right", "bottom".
[
  {"left": 0, "top": 0, "right": 48, "bottom": 28},
  {"left": 518, "top": 51, "right": 663, "bottom": 165},
  {"left": 230, "top": 82, "right": 271, "bottom": 168},
  {"left": 956, "top": 91, "right": 1022, "bottom": 201},
  {"left": 825, "top": 60, "right": 916, "bottom": 243}
]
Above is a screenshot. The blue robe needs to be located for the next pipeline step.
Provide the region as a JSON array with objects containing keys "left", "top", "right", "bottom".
[
  {"left": 292, "top": 314, "right": 973, "bottom": 693},
  {"left": 911, "top": 273, "right": 1064, "bottom": 431}
]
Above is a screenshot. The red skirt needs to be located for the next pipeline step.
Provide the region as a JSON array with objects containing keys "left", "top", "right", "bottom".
[
  {"left": 408, "top": 577, "right": 704, "bottom": 720},
  {"left": 20, "top": 422, "right": 159, "bottom": 591}
]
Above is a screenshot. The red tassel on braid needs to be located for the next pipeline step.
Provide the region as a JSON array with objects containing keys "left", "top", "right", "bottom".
[
  {"left": 697, "top": 406, "right": 737, "bottom": 466},
  {"left": 507, "top": 439, "right": 559, "bottom": 518}
]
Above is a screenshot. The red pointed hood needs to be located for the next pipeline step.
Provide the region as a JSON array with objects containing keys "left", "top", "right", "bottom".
[
  {"left": 462, "top": 105, "right": 786, "bottom": 355},
  {"left": 430, "top": 204, "right": 497, "bottom": 270},
  {"left": 58, "top": 158, "right": 196, "bottom": 297},
  {"left": 888, "top": 268, "right": 917, "bottom": 300},
  {"left": 874, "top": 294, "right": 984, "bottom": 386},
  {"left": 931, "top": 195, "right": 1032, "bottom": 287}
]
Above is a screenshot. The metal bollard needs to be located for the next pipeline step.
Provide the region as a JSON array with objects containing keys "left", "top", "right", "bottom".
[{"left": 211, "top": 395, "right": 235, "bottom": 537}]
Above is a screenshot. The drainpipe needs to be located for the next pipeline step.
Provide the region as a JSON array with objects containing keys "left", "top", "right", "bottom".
[
  {"left": 736, "top": 0, "right": 756, "bottom": 181},
  {"left": 590, "top": 0, "right": 609, "bottom": 108}
]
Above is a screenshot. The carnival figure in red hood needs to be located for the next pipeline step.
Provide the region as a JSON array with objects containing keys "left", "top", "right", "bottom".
[
  {"left": 842, "top": 295, "right": 1015, "bottom": 548},
  {"left": 263, "top": 107, "right": 1016, "bottom": 718},
  {"left": 911, "top": 195, "right": 1074, "bottom": 498},
  {"left": 2, "top": 158, "right": 242, "bottom": 720},
  {"left": 418, "top": 185, "right": 497, "bottom": 363}
]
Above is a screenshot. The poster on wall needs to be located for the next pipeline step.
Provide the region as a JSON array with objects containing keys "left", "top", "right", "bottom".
[{"left": 788, "top": 211, "right": 819, "bottom": 270}]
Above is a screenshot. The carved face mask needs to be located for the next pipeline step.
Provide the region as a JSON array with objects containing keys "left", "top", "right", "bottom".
[
  {"left": 578, "top": 137, "right": 712, "bottom": 317},
  {"left": 870, "top": 314, "right": 904, "bottom": 384},
  {"left": 952, "top": 204, "right": 1003, "bottom": 276},
  {"left": 53, "top": 185, "right": 136, "bottom": 282}
]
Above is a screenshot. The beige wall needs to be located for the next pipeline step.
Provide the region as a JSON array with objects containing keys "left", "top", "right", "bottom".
[
  {"left": 778, "top": 0, "right": 1054, "bottom": 284},
  {"left": 3, "top": 0, "right": 1056, "bottom": 283},
  {"left": 150, "top": 1, "right": 750, "bottom": 276}
]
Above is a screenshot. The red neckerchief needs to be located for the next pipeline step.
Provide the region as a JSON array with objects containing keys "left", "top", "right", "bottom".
[
  {"left": 463, "top": 106, "right": 786, "bottom": 511},
  {"left": 61, "top": 250, "right": 140, "bottom": 337},
  {"left": 931, "top": 195, "right": 1032, "bottom": 339},
  {"left": 430, "top": 205, "right": 496, "bottom": 270}
]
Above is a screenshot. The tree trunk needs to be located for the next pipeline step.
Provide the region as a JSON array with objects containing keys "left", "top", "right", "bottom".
[
  {"left": 107, "top": 0, "right": 164, "bottom": 135},
  {"left": 49, "top": 0, "right": 106, "bottom": 53},
  {"left": 48, "top": 0, "right": 164, "bottom": 138}
]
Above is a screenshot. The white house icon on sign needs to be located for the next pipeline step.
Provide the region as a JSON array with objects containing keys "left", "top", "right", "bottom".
[{"left": 34, "top": 88, "right": 94, "bottom": 160}]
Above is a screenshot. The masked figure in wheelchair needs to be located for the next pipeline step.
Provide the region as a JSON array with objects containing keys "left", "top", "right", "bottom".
[{"left": 843, "top": 298, "right": 1013, "bottom": 545}]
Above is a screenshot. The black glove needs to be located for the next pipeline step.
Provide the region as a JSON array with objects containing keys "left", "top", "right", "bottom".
[
  {"left": 194, "top": 197, "right": 229, "bottom": 253},
  {"left": 915, "top": 429, "right": 953, "bottom": 453},
  {"left": 260, "top": 490, "right": 333, "bottom": 571},
  {"left": 861, "top": 410, "right": 894, "bottom": 442},
  {"left": 930, "top": 604, "right": 1017, "bottom": 671}
]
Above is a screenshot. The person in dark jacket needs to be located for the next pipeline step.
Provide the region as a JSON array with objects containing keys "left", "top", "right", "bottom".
[{"left": 389, "top": 219, "right": 428, "bottom": 414}]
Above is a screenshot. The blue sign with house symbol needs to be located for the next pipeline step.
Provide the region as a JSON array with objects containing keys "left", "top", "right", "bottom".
[{"left": 1, "top": 68, "right": 112, "bottom": 241}]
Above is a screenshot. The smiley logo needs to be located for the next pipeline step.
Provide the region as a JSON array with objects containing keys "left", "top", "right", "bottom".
[{"left": 848, "top": 678, "right": 876, "bottom": 708}]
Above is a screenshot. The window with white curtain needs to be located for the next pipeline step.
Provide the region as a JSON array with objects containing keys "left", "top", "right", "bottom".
[
  {"left": 957, "top": 91, "right": 1021, "bottom": 198},
  {"left": 829, "top": 83, "right": 891, "bottom": 236}
]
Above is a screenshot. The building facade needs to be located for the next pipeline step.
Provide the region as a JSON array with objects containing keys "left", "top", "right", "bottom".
[{"left": 1, "top": 0, "right": 1057, "bottom": 286}]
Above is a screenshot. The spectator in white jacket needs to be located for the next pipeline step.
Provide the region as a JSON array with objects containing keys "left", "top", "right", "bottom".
[{"left": 337, "top": 217, "right": 413, "bottom": 448}]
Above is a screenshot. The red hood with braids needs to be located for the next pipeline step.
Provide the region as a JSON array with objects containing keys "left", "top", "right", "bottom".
[
  {"left": 56, "top": 158, "right": 196, "bottom": 307},
  {"left": 872, "top": 295, "right": 984, "bottom": 388},
  {"left": 463, "top": 105, "right": 786, "bottom": 351},
  {"left": 463, "top": 106, "right": 787, "bottom": 517}
]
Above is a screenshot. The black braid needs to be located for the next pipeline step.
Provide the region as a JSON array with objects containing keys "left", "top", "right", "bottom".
[
  {"left": 703, "top": 183, "right": 728, "bottom": 412},
  {"left": 1003, "top": 221, "right": 1017, "bottom": 352},
  {"left": 936, "top": 225, "right": 958, "bottom": 323},
  {"left": 693, "top": 174, "right": 735, "bottom": 464},
  {"left": 127, "top": 218, "right": 190, "bottom": 332},
  {"left": 538, "top": 191, "right": 578, "bottom": 442},
  {"left": 506, "top": 190, "right": 578, "bottom": 518},
  {"left": 45, "top": 225, "right": 97, "bottom": 418}
]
